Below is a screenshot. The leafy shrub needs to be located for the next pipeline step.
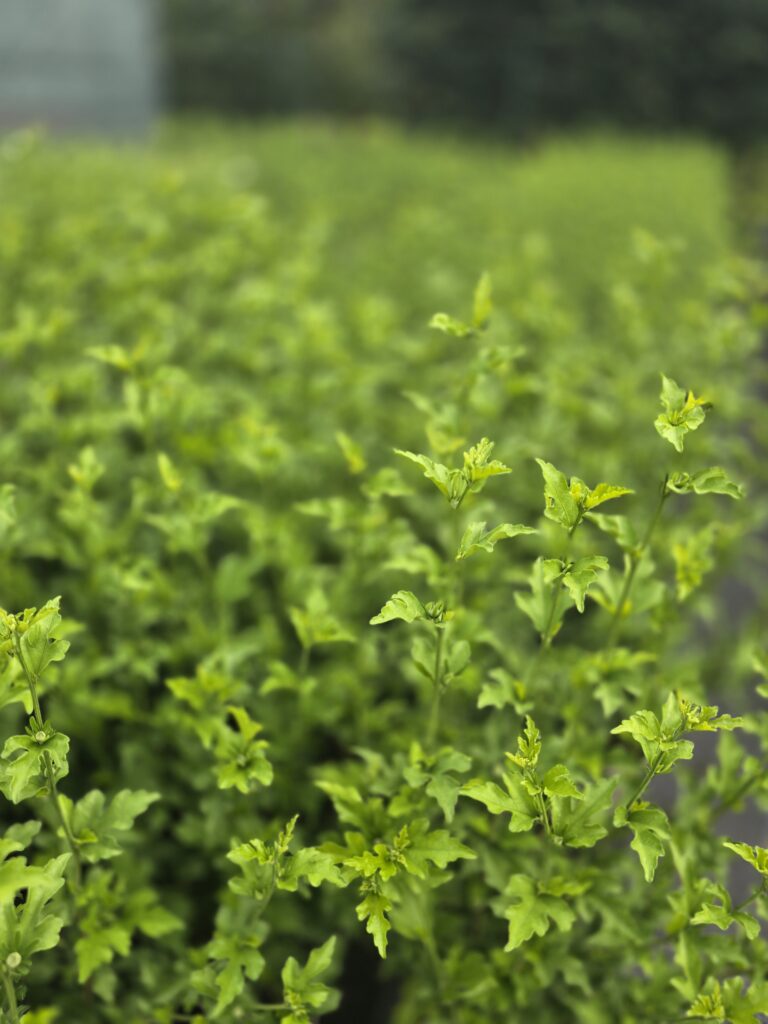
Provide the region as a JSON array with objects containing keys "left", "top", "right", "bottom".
[{"left": 0, "top": 126, "right": 766, "bottom": 1023}]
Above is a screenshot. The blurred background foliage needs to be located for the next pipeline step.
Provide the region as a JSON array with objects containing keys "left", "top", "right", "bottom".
[{"left": 161, "top": 0, "right": 768, "bottom": 147}]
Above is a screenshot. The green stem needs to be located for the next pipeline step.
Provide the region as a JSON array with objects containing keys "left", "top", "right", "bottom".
[
  {"left": 521, "top": 582, "right": 562, "bottom": 692},
  {"left": 713, "top": 767, "right": 766, "bottom": 817},
  {"left": 733, "top": 881, "right": 766, "bottom": 913},
  {"left": 13, "top": 638, "right": 82, "bottom": 887},
  {"left": 254, "top": 860, "right": 279, "bottom": 922},
  {"left": 540, "top": 584, "right": 562, "bottom": 650},
  {"left": 535, "top": 789, "right": 552, "bottom": 836},
  {"left": 2, "top": 969, "right": 19, "bottom": 1024},
  {"left": 427, "top": 627, "right": 445, "bottom": 749},
  {"left": 607, "top": 475, "right": 669, "bottom": 645},
  {"left": 624, "top": 753, "right": 663, "bottom": 811}
]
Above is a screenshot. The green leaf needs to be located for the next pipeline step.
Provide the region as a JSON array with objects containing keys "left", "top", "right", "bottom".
[
  {"left": 394, "top": 450, "right": 460, "bottom": 503},
  {"left": 278, "top": 847, "right": 346, "bottom": 891},
  {"left": 206, "top": 934, "right": 266, "bottom": 1018},
  {"left": 654, "top": 373, "right": 710, "bottom": 452},
  {"left": 692, "top": 883, "right": 760, "bottom": 941},
  {"left": 456, "top": 521, "right": 536, "bottom": 560},
  {"left": 551, "top": 777, "right": 618, "bottom": 848},
  {"left": 0, "top": 729, "right": 70, "bottom": 804},
  {"left": 5, "top": 854, "right": 70, "bottom": 962},
  {"left": 506, "top": 716, "right": 542, "bottom": 769},
  {"left": 723, "top": 840, "right": 768, "bottom": 876},
  {"left": 356, "top": 890, "right": 391, "bottom": 958},
  {"left": 477, "top": 669, "right": 531, "bottom": 713},
  {"left": 335, "top": 431, "right": 366, "bottom": 474},
  {"left": 281, "top": 935, "right": 337, "bottom": 1018},
  {"left": 688, "top": 981, "right": 726, "bottom": 1022},
  {"left": 370, "top": 591, "right": 427, "bottom": 625},
  {"left": 462, "top": 438, "right": 512, "bottom": 491},
  {"left": 399, "top": 820, "right": 475, "bottom": 878},
  {"left": 559, "top": 555, "right": 609, "bottom": 612},
  {"left": 214, "top": 707, "right": 272, "bottom": 794},
  {"left": 515, "top": 558, "right": 563, "bottom": 640},
  {"left": 542, "top": 764, "right": 582, "bottom": 799},
  {"left": 621, "top": 804, "right": 670, "bottom": 882},
  {"left": 536, "top": 461, "right": 631, "bottom": 533},
  {"left": 429, "top": 312, "right": 474, "bottom": 338},
  {"left": 666, "top": 467, "right": 744, "bottom": 499},
  {"left": 500, "top": 874, "right": 577, "bottom": 951},
  {"left": 289, "top": 589, "right": 354, "bottom": 647},
  {"left": 535, "top": 459, "right": 580, "bottom": 532},
  {"left": 610, "top": 704, "right": 697, "bottom": 773},
  {"left": 472, "top": 272, "right": 493, "bottom": 329},
  {"left": 61, "top": 789, "right": 160, "bottom": 863},
  {"left": 19, "top": 598, "right": 70, "bottom": 678},
  {"left": 582, "top": 482, "right": 634, "bottom": 510},
  {"left": 461, "top": 773, "right": 538, "bottom": 832}
]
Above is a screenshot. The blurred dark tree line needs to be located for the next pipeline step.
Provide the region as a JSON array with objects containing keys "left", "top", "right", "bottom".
[{"left": 162, "top": 0, "right": 768, "bottom": 144}]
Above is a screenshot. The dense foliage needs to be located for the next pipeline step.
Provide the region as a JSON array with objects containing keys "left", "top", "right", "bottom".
[
  {"left": 0, "top": 124, "right": 766, "bottom": 1023},
  {"left": 162, "top": 0, "right": 768, "bottom": 144}
]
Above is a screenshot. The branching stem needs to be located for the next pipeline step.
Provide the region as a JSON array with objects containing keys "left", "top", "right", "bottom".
[
  {"left": 624, "top": 752, "right": 663, "bottom": 811},
  {"left": 427, "top": 626, "right": 445, "bottom": 749},
  {"left": 13, "top": 637, "right": 82, "bottom": 887},
  {"left": 2, "top": 969, "right": 18, "bottom": 1024}
]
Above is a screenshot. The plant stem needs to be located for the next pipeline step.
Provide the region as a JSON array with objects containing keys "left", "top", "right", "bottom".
[
  {"left": 713, "top": 767, "right": 766, "bottom": 818},
  {"left": 427, "top": 626, "right": 445, "bottom": 749},
  {"left": 522, "top": 582, "right": 562, "bottom": 691},
  {"left": 607, "top": 475, "right": 669, "bottom": 645},
  {"left": 2, "top": 969, "right": 19, "bottom": 1024},
  {"left": 734, "top": 881, "right": 766, "bottom": 913},
  {"left": 13, "top": 637, "right": 82, "bottom": 887},
  {"left": 254, "top": 859, "right": 279, "bottom": 921},
  {"left": 624, "top": 753, "right": 663, "bottom": 810},
  {"left": 535, "top": 789, "right": 552, "bottom": 836}
]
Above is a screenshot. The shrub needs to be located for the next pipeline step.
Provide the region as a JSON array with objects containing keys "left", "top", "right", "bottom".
[{"left": 0, "top": 128, "right": 765, "bottom": 1023}]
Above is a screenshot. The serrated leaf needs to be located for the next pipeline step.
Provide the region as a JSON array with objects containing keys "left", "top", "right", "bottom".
[
  {"left": 551, "top": 777, "right": 618, "bottom": 848},
  {"left": 723, "top": 840, "right": 768, "bottom": 876},
  {"left": 500, "top": 874, "right": 577, "bottom": 951},
  {"left": 281, "top": 935, "right": 337, "bottom": 1015},
  {"left": 623, "top": 804, "right": 670, "bottom": 881},
  {"left": 542, "top": 764, "right": 582, "bottom": 799},
  {"left": 356, "top": 891, "right": 391, "bottom": 958},
  {"left": 654, "top": 374, "right": 710, "bottom": 452},
  {"left": 370, "top": 590, "right": 427, "bottom": 625},
  {"left": 461, "top": 774, "right": 538, "bottom": 833},
  {"left": 560, "top": 555, "right": 609, "bottom": 612},
  {"left": 583, "top": 482, "right": 634, "bottom": 510},
  {"left": 535, "top": 459, "right": 580, "bottom": 532},
  {"left": 62, "top": 789, "right": 159, "bottom": 863},
  {"left": 400, "top": 820, "right": 475, "bottom": 878},
  {"left": 456, "top": 521, "right": 536, "bottom": 560},
  {"left": 667, "top": 467, "right": 744, "bottom": 499},
  {"left": 19, "top": 598, "right": 70, "bottom": 679}
]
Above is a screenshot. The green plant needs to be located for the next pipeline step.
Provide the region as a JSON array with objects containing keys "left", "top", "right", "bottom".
[{"left": 0, "top": 127, "right": 766, "bottom": 1023}]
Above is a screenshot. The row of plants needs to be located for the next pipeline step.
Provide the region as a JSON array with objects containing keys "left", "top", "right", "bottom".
[{"left": 0, "top": 126, "right": 766, "bottom": 1021}]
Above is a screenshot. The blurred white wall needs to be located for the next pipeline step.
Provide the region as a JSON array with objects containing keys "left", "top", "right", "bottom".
[{"left": 0, "top": 0, "right": 161, "bottom": 134}]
